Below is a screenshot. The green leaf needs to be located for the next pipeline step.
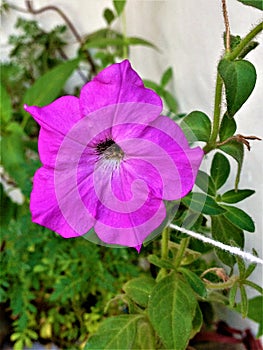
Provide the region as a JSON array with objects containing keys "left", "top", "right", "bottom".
[
  {"left": 23, "top": 59, "right": 79, "bottom": 108},
  {"left": 195, "top": 170, "right": 216, "bottom": 196},
  {"left": 103, "top": 8, "right": 115, "bottom": 25},
  {"left": 219, "top": 140, "right": 244, "bottom": 189},
  {"left": 178, "top": 268, "right": 207, "bottom": 298},
  {"left": 191, "top": 303, "right": 203, "bottom": 339},
  {"left": 161, "top": 67, "right": 173, "bottom": 87},
  {"left": 181, "top": 111, "right": 211, "bottom": 142},
  {"left": 211, "top": 215, "right": 244, "bottom": 267},
  {"left": 113, "top": 0, "right": 126, "bottom": 16},
  {"left": 229, "top": 283, "right": 238, "bottom": 307},
  {"left": 133, "top": 318, "right": 156, "bottom": 349},
  {"left": 239, "top": 284, "right": 248, "bottom": 317},
  {"left": 84, "top": 36, "right": 156, "bottom": 50},
  {"left": 219, "top": 114, "right": 237, "bottom": 141},
  {"left": 126, "top": 37, "right": 157, "bottom": 49},
  {"left": 123, "top": 277, "right": 155, "bottom": 308},
  {"left": 148, "top": 273, "right": 197, "bottom": 350},
  {"left": 236, "top": 0, "right": 263, "bottom": 10},
  {"left": 85, "top": 315, "right": 141, "bottom": 349},
  {"left": 162, "top": 90, "right": 178, "bottom": 113},
  {"left": 182, "top": 192, "right": 226, "bottom": 216},
  {"left": 0, "top": 83, "right": 12, "bottom": 124},
  {"left": 147, "top": 254, "right": 175, "bottom": 270},
  {"left": 221, "top": 189, "right": 255, "bottom": 203},
  {"left": 210, "top": 152, "right": 230, "bottom": 190},
  {"left": 222, "top": 205, "right": 255, "bottom": 232},
  {"left": 218, "top": 59, "right": 256, "bottom": 118}
]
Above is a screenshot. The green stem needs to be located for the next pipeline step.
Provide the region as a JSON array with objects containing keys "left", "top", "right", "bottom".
[
  {"left": 204, "top": 74, "right": 223, "bottom": 153},
  {"left": 173, "top": 237, "right": 190, "bottom": 269},
  {"left": 226, "top": 21, "right": 263, "bottom": 61},
  {"left": 205, "top": 276, "right": 238, "bottom": 290},
  {"left": 157, "top": 227, "right": 170, "bottom": 280},
  {"left": 121, "top": 11, "right": 128, "bottom": 59}
]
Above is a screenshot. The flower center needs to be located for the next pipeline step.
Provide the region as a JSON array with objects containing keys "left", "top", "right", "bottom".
[{"left": 96, "top": 138, "right": 124, "bottom": 161}]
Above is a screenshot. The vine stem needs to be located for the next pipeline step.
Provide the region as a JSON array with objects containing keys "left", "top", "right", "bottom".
[{"left": 222, "top": 0, "right": 231, "bottom": 52}]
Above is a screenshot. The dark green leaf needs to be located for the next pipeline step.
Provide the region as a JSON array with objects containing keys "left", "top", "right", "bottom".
[
  {"left": 103, "top": 8, "right": 115, "bottom": 25},
  {"left": 148, "top": 273, "right": 197, "bottom": 350},
  {"left": 210, "top": 152, "right": 230, "bottom": 190},
  {"left": 0, "top": 83, "right": 12, "bottom": 124},
  {"left": 181, "top": 111, "right": 211, "bottom": 142},
  {"left": 147, "top": 254, "right": 175, "bottom": 270},
  {"left": 123, "top": 277, "right": 155, "bottom": 308},
  {"left": 219, "top": 113, "right": 237, "bottom": 141},
  {"left": 218, "top": 59, "right": 257, "bottom": 118},
  {"left": 182, "top": 192, "right": 226, "bottom": 215},
  {"left": 113, "top": 0, "right": 126, "bottom": 16},
  {"left": 195, "top": 170, "right": 216, "bottom": 196},
  {"left": 161, "top": 67, "right": 173, "bottom": 87},
  {"left": 221, "top": 189, "right": 255, "bottom": 203},
  {"left": 211, "top": 215, "right": 244, "bottom": 267},
  {"left": 222, "top": 205, "right": 255, "bottom": 232},
  {"left": 85, "top": 315, "right": 141, "bottom": 349},
  {"left": 191, "top": 304, "right": 203, "bottom": 339},
  {"left": 238, "top": 41, "right": 259, "bottom": 59},
  {"left": 178, "top": 268, "right": 207, "bottom": 298},
  {"left": 23, "top": 59, "right": 79, "bottom": 108},
  {"left": 236, "top": 0, "right": 263, "bottom": 10}
]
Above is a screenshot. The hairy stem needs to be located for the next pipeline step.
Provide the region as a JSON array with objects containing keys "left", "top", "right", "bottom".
[
  {"left": 226, "top": 21, "right": 263, "bottom": 60},
  {"left": 173, "top": 237, "right": 190, "bottom": 269},
  {"left": 222, "top": 0, "right": 231, "bottom": 52},
  {"left": 157, "top": 227, "right": 170, "bottom": 280}
]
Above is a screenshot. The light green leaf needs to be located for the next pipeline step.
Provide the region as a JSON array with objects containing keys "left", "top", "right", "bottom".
[
  {"left": 84, "top": 36, "right": 156, "bottom": 50},
  {"left": 218, "top": 59, "right": 256, "bottom": 118},
  {"left": 236, "top": 0, "right": 263, "bottom": 10},
  {"left": 195, "top": 170, "right": 216, "bottom": 196},
  {"left": 182, "top": 192, "right": 226, "bottom": 215},
  {"left": 85, "top": 315, "right": 141, "bottom": 349},
  {"left": 126, "top": 37, "right": 157, "bottom": 49},
  {"left": 221, "top": 189, "right": 255, "bottom": 203},
  {"left": 190, "top": 303, "right": 203, "bottom": 339},
  {"left": 113, "top": 0, "right": 126, "bottom": 16},
  {"left": 148, "top": 273, "right": 197, "bottom": 350},
  {"left": 210, "top": 152, "right": 230, "bottom": 190},
  {"left": 211, "top": 215, "right": 244, "bottom": 267},
  {"left": 161, "top": 67, "right": 173, "bottom": 87},
  {"left": 162, "top": 90, "right": 178, "bottom": 113},
  {"left": 123, "top": 277, "right": 155, "bottom": 308},
  {"left": 222, "top": 205, "right": 255, "bottom": 232},
  {"left": 219, "top": 114, "right": 237, "bottom": 141},
  {"left": 133, "top": 318, "right": 156, "bottom": 349},
  {"left": 0, "top": 83, "right": 12, "bottom": 124},
  {"left": 181, "top": 111, "right": 211, "bottom": 142},
  {"left": 178, "top": 268, "right": 207, "bottom": 298},
  {"left": 23, "top": 59, "right": 79, "bottom": 108}
]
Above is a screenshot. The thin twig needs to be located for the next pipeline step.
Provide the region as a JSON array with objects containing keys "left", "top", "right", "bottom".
[
  {"left": 217, "top": 134, "right": 261, "bottom": 151},
  {"left": 25, "top": 0, "right": 96, "bottom": 74},
  {"left": 222, "top": 0, "right": 231, "bottom": 52}
]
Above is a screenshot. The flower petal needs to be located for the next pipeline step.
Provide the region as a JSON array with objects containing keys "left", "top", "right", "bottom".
[{"left": 80, "top": 60, "right": 162, "bottom": 116}]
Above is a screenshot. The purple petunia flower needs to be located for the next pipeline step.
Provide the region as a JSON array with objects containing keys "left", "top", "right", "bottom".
[{"left": 24, "top": 60, "right": 203, "bottom": 249}]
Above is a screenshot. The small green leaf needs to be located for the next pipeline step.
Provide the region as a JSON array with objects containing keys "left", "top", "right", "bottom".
[
  {"left": 113, "top": 0, "right": 126, "bottom": 16},
  {"left": 103, "top": 8, "right": 115, "bottom": 25},
  {"left": 182, "top": 192, "right": 226, "bottom": 216},
  {"left": 229, "top": 282, "right": 238, "bottom": 307},
  {"left": 126, "top": 37, "right": 157, "bottom": 49},
  {"left": 181, "top": 111, "right": 211, "bottom": 142},
  {"left": 211, "top": 215, "right": 244, "bottom": 267},
  {"left": 85, "top": 315, "right": 141, "bottom": 349},
  {"left": 161, "top": 67, "right": 173, "bottom": 87},
  {"left": 219, "top": 140, "right": 244, "bottom": 189},
  {"left": 236, "top": 0, "right": 263, "bottom": 10},
  {"left": 148, "top": 273, "right": 197, "bottom": 350},
  {"left": 133, "top": 318, "right": 156, "bottom": 349},
  {"left": 240, "top": 284, "right": 248, "bottom": 318},
  {"left": 0, "top": 83, "right": 12, "bottom": 124},
  {"left": 23, "top": 59, "right": 79, "bottom": 108},
  {"left": 244, "top": 261, "right": 257, "bottom": 279},
  {"left": 179, "top": 268, "right": 207, "bottom": 298},
  {"left": 210, "top": 152, "right": 230, "bottom": 190},
  {"left": 123, "top": 277, "right": 155, "bottom": 308},
  {"left": 191, "top": 304, "right": 203, "bottom": 339},
  {"left": 147, "top": 254, "right": 175, "bottom": 270},
  {"left": 162, "top": 90, "right": 178, "bottom": 113},
  {"left": 221, "top": 189, "right": 255, "bottom": 203},
  {"left": 218, "top": 59, "right": 257, "bottom": 118},
  {"left": 195, "top": 170, "right": 216, "bottom": 196},
  {"left": 219, "top": 114, "right": 237, "bottom": 141},
  {"left": 222, "top": 205, "right": 255, "bottom": 232}
]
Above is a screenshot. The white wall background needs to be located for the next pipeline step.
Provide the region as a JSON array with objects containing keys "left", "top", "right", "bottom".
[{"left": 1, "top": 0, "right": 262, "bottom": 335}]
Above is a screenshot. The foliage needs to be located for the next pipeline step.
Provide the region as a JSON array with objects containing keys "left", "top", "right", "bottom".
[{"left": 0, "top": 0, "right": 262, "bottom": 349}]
